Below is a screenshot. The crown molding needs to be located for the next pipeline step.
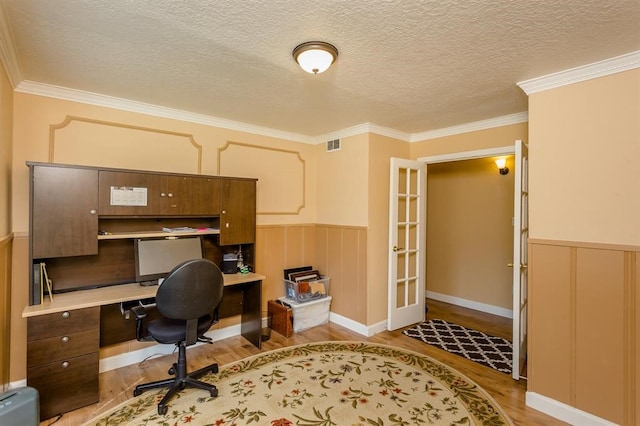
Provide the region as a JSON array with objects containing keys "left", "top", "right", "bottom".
[
  {"left": 0, "top": 2, "right": 23, "bottom": 87},
  {"left": 314, "top": 123, "right": 412, "bottom": 144},
  {"left": 518, "top": 50, "right": 640, "bottom": 95},
  {"left": 14, "top": 80, "right": 315, "bottom": 144},
  {"left": 410, "top": 112, "right": 529, "bottom": 142},
  {"left": 15, "top": 80, "right": 529, "bottom": 146}
]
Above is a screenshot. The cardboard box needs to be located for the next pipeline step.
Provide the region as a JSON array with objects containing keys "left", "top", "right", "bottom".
[
  {"left": 278, "top": 296, "right": 332, "bottom": 332},
  {"left": 283, "top": 277, "right": 330, "bottom": 303}
]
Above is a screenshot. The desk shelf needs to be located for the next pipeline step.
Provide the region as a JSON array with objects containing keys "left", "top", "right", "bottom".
[{"left": 97, "top": 229, "right": 220, "bottom": 240}]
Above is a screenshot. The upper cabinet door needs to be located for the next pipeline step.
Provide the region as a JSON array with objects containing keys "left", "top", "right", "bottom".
[
  {"left": 164, "top": 176, "right": 220, "bottom": 216},
  {"left": 98, "top": 171, "right": 220, "bottom": 216},
  {"left": 219, "top": 179, "right": 256, "bottom": 246},
  {"left": 31, "top": 166, "right": 99, "bottom": 258},
  {"left": 98, "top": 171, "right": 164, "bottom": 215}
]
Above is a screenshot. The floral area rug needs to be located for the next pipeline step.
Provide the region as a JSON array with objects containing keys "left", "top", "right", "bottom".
[
  {"left": 403, "top": 319, "right": 513, "bottom": 374},
  {"left": 84, "top": 341, "right": 513, "bottom": 426}
]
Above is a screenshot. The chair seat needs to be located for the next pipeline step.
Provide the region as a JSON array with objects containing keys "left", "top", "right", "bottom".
[{"left": 147, "top": 315, "right": 213, "bottom": 344}]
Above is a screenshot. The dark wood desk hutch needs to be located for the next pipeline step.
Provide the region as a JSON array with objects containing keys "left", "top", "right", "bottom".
[{"left": 24, "top": 161, "right": 260, "bottom": 420}]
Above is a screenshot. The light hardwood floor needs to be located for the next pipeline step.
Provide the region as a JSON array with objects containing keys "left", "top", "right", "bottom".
[{"left": 40, "top": 299, "right": 567, "bottom": 425}]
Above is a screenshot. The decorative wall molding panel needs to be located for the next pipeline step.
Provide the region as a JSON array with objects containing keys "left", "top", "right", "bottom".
[
  {"left": 219, "top": 142, "right": 305, "bottom": 215},
  {"left": 50, "top": 116, "right": 202, "bottom": 174}
]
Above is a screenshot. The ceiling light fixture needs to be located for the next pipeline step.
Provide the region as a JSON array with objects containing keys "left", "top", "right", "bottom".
[{"left": 292, "top": 41, "right": 338, "bottom": 74}]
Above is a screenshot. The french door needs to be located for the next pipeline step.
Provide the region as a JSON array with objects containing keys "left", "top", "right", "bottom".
[{"left": 387, "top": 158, "right": 427, "bottom": 330}]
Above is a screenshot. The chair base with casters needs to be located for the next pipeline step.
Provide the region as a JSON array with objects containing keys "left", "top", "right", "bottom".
[
  {"left": 132, "top": 340, "right": 218, "bottom": 415},
  {"left": 130, "top": 258, "right": 225, "bottom": 416}
]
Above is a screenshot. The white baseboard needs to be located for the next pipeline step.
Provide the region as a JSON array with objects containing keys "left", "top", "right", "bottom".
[
  {"left": 71, "top": 312, "right": 381, "bottom": 375},
  {"left": 7, "top": 379, "right": 27, "bottom": 389},
  {"left": 329, "top": 312, "right": 386, "bottom": 337},
  {"left": 99, "top": 324, "right": 242, "bottom": 373},
  {"left": 526, "top": 392, "right": 618, "bottom": 426},
  {"left": 96, "top": 311, "right": 385, "bottom": 374},
  {"left": 426, "top": 291, "right": 513, "bottom": 319}
]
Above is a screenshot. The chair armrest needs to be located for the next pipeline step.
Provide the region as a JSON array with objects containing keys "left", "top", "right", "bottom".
[
  {"left": 131, "top": 305, "right": 150, "bottom": 341},
  {"left": 131, "top": 305, "right": 147, "bottom": 320}
]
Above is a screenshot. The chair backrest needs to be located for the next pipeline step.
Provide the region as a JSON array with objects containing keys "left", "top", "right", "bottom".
[{"left": 155, "top": 258, "right": 224, "bottom": 321}]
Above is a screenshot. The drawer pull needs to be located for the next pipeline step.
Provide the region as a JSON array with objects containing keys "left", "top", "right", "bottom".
[
  {"left": 61, "top": 361, "right": 70, "bottom": 368},
  {"left": 61, "top": 336, "right": 70, "bottom": 343},
  {"left": 61, "top": 311, "right": 70, "bottom": 319}
]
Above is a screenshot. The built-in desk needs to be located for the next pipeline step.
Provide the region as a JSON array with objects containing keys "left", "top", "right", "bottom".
[{"left": 22, "top": 272, "right": 265, "bottom": 420}]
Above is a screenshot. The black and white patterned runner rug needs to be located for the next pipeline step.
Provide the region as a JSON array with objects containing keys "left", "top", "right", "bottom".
[{"left": 403, "top": 319, "right": 513, "bottom": 374}]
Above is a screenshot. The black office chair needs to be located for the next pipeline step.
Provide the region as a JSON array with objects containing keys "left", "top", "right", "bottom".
[{"left": 131, "top": 258, "right": 224, "bottom": 415}]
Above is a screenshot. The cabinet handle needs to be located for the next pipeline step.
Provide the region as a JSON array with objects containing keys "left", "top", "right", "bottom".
[
  {"left": 221, "top": 210, "right": 226, "bottom": 214},
  {"left": 160, "top": 192, "right": 167, "bottom": 197},
  {"left": 89, "top": 209, "right": 97, "bottom": 215},
  {"left": 61, "top": 311, "right": 70, "bottom": 319},
  {"left": 61, "top": 336, "right": 69, "bottom": 343},
  {"left": 167, "top": 193, "right": 174, "bottom": 198},
  {"left": 61, "top": 361, "right": 70, "bottom": 368}
]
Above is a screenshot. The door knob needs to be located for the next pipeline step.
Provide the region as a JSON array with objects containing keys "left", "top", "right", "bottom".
[{"left": 392, "top": 246, "right": 404, "bottom": 252}]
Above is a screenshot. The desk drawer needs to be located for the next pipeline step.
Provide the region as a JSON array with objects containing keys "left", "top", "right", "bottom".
[
  {"left": 27, "top": 329, "right": 99, "bottom": 366},
  {"left": 27, "top": 307, "right": 99, "bottom": 341},
  {"left": 27, "top": 352, "right": 99, "bottom": 420}
]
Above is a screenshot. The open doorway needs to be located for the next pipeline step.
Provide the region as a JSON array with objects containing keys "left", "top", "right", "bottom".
[
  {"left": 417, "top": 145, "right": 526, "bottom": 379},
  {"left": 425, "top": 156, "right": 514, "bottom": 317}
]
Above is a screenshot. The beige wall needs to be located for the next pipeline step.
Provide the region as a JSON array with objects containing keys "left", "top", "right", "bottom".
[
  {"left": 529, "top": 69, "right": 640, "bottom": 246},
  {"left": 367, "top": 134, "right": 410, "bottom": 324},
  {"left": 315, "top": 134, "right": 369, "bottom": 227},
  {"left": 527, "top": 69, "right": 640, "bottom": 424},
  {"left": 0, "top": 62, "right": 13, "bottom": 390},
  {"left": 426, "top": 157, "right": 514, "bottom": 310},
  {"left": 7, "top": 92, "right": 374, "bottom": 382},
  {"left": 7, "top": 93, "right": 325, "bottom": 381},
  {"left": 410, "top": 122, "right": 528, "bottom": 158},
  {"left": 11, "top": 93, "right": 320, "bottom": 231}
]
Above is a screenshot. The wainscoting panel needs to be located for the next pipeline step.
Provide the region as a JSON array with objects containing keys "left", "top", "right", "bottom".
[
  {"left": 258, "top": 224, "right": 369, "bottom": 325},
  {"left": 529, "top": 240, "right": 639, "bottom": 425},
  {"left": 255, "top": 225, "right": 318, "bottom": 308},
  {"left": 314, "top": 225, "right": 367, "bottom": 325},
  {"left": 625, "top": 253, "right": 640, "bottom": 424},
  {"left": 529, "top": 243, "right": 573, "bottom": 403},
  {"left": 575, "top": 248, "right": 624, "bottom": 423},
  {"left": 0, "top": 234, "right": 12, "bottom": 389}
]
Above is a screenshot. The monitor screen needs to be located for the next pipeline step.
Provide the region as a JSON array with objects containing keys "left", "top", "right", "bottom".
[{"left": 134, "top": 236, "right": 204, "bottom": 284}]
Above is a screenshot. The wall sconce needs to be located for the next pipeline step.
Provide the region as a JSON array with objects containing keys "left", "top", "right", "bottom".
[
  {"left": 495, "top": 158, "right": 509, "bottom": 175},
  {"left": 292, "top": 41, "right": 338, "bottom": 74}
]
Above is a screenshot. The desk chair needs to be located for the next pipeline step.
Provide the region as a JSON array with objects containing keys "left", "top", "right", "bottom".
[{"left": 131, "top": 258, "right": 224, "bottom": 415}]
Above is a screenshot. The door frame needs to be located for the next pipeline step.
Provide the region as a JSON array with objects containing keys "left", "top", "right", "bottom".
[
  {"left": 417, "top": 146, "right": 514, "bottom": 165},
  {"left": 417, "top": 145, "right": 518, "bottom": 375}
]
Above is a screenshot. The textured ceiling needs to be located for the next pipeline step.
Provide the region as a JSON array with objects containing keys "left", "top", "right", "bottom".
[{"left": 2, "top": 0, "right": 639, "bottom": 138}]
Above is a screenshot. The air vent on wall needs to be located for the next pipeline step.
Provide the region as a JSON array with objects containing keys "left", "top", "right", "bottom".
[{"left": 326, "top": 138, "right": 341, "bottom": 152}]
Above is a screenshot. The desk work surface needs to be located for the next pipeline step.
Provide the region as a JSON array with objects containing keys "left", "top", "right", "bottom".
[{"left": 22, "top": 272, "right": 265, "bottom": 317}]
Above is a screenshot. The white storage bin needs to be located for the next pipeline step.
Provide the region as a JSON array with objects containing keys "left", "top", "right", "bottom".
[{"left": 278, "top": 296, "right": 332, "bottom": 332}]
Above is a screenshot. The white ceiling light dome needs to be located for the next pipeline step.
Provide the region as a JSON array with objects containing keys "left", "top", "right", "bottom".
[{"left": 292, "top": 41, "right": 338, "bottom": 74}]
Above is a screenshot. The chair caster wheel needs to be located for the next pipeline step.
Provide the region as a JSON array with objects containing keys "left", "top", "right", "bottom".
[
  {"left": 158, "top": 404, "right": 168, "bottom": 415},
  {"left": 211, "top": 365, "right": 218, "bottom": 374},
  {"left": 133, "top": 389, "right": 142, "bottom": 397},
  {"left": 168, "top": 367, "right": 175, "bottom": 375},
  {"left": 210, "top": 388, "right": 218, "bottom": 397}
]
